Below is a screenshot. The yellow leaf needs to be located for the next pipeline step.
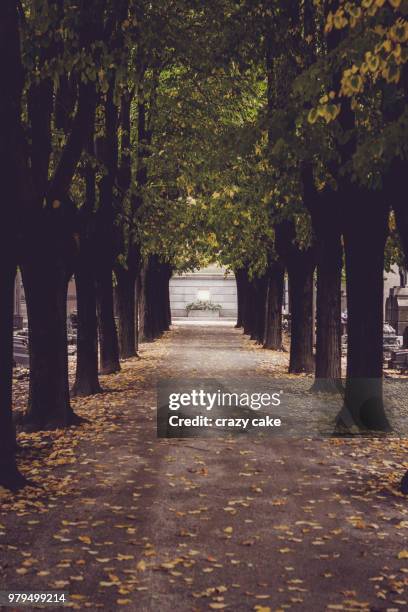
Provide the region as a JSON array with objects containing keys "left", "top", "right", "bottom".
[{"left": 397, "top": 550, "right": 408, "bottom": 559}]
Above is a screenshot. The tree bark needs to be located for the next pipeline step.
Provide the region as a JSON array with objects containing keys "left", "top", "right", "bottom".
[
  {"left": 337, "top": 191, "right": 391, "bottom": 430},
  {"left": 72, "top": 264, "right": 101, "bottom": 396},
  {"left": 263, "top": 260, "right": 285, "bottom": 350},
  {"left": 140, "top": 256, "right": 159, "bottom": 341},
  {"left": 0, "top": 0, "right": 27, "bottom": 487},
  {"left": 388, "top": 160, "right": 408, "bottom": 263},
  {"left": 0, "top": 256, "right": 24, "bottom": 488},
  {"left": 159, "top": 262, "right": 172, "bottom": 333},
  {"left": 138, "top": 262, "right": 148, "bottom": 342},
  {"left": 72, "top": 109, "right": 101, "bottom": 396},
  {"left": 243, "top": 278, "right": 256, "bottom": 337},
  {"left": 138, "top": 256, "right": 171, "bottom": 341},
  {"left": 235, "top": 268, "right": 247, "bottom": 329},
  {"left": 166, "top": 266, "right": 172, "bottom": 329},
  {"left": 275, "top": 221, "right": 315, "bottom": 373},
  {"left": 94, "top": 82, "right": 121, "bottom": 373},
  {"left": 115, "top": 266, "right": 138, "bottom": 359},
  {"left": 250, "top": 274, "right": 268, "bottom": 344},
  {"left": 96, "top": 266, "right": 120, "bottom": 374},
  {"left": 287, "top": 255, "right": 315, "bottom": 373},
  {"left": 302, "top": 168, "right": 343, "bottom": 390},
  {"left": 22, "top": 250, "right": 79, "bottom": 429},
  {"left": 313, "top": 227, "right": 342, "bottom": 390}
]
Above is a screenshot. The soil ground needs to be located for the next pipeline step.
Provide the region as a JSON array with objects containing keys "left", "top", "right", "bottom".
[{"left": 1, "top": 322, "right": 407, "bottom": 612}]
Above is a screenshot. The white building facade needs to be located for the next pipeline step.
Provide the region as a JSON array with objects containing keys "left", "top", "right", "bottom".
[{"left": 169, "top": 265, "right": 238, "bottom": 319}]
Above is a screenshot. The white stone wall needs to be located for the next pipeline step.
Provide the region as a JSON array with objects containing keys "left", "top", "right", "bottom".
[{"left": 170, "top": 269, "right": 237, "bottom": 319}]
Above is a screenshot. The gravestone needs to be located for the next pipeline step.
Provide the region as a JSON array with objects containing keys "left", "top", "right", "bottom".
[
  {"left": 385, "top": 286, "right": 408, "bottom": 336},
  {"left": 383, "top": 323, "right": 400, "bottom": 357},
  {"left": 388, "top": 349, "right": 408, "bottom": 371}
]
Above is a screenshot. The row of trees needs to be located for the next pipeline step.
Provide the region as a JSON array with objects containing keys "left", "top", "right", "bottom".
[
  {"left": 204, "top": 0, "right": 408, "bottom": 434},
  {"left": 1, "top": 0, "right": 407, "bottom": 491},
  {"left": 0, "top": 0, "right": 203, "bottom": 489}
]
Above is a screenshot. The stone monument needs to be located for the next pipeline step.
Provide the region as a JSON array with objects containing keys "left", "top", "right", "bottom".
[{"left": 385, "top": 267, "right": 408, "bottom": 341}]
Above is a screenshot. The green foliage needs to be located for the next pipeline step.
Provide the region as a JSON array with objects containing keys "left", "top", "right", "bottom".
[{"left": 17, "top": 0, "right": 407, "bottom": 273}]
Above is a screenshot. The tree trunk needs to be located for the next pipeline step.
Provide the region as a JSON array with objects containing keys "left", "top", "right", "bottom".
[
  {"left": 138, "top": 262, "right": 148, "bottom": 342},
  {"left": 263, "top": 261, "right": 285, "bottom": 350},
  {"left": 166, "top": 271, "right": 172, "bottom": 329},
  {"left": 139, "top": 260, "right": 153, "bottom": 342},
  {"left": 72, "top": 263, "right": 101, "bottom": 396},
  {"left": 235, "top": 269, "right": 246, "bottom": 328},
  {"left": 312, "top": 228, "right": 342, "bottom": 390},
  {"left": 0, "top": 257, "right": 25, "bottom": 488},
  {"left": 339, "top": 191, "right": 390, "bottom": 431},
  {"left": 242, "top": 273, "right": 255, "bottom": 336},
  {"left": 160, "top": 263, "right": 172, "bottom": 333},
  {"left": 139, "top": 255, "right": 165, "bottom": 342},
  {"left": 287, "top": 255, "right": 315, "bottom": 373},
  {"left": 72, "top": 118, "right": 101, "bottom": 396},
  {"left": 22, "top": 255, "right": 78, "bottom": 429},
  {"left": 115, "top": 267, "right": 138, "bottom": 359},
  {"left": 96, "top": 266, "right": 120, "bottom": 374},
  {"left": 0, "top": 0, "right": 27, "bottom": 487},
  {"left": 250, "top": 274, "right": 268, "bottom": 344},
  {"left": 275, "top": 221, "right": 315, "bottom": 373},
  {"left": 388, "top": 160, "right": 408, "bottom": 263},
  {"left": 135, "top": 268, "right": 142, "bottom": 350},
  {"left": 302, "top": 167, "right": 343, "bottom": 389}
]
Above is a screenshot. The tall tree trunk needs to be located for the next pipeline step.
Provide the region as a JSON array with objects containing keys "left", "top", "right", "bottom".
[
  {"left": 388, "top": 160, "right": 408, "bottom": 264},
  {"left": 263, "top": 260, "right": 285, "bottom": 350},
  {"left": 166, "top": 266, "right": 172, "bottom": 329},
  {"left": 139, "top": 256, "right": 158, "bottom": 341},
  {"left": 115, "top": 88, "right": 140, "bottom": 360},
  {"left": 159, "top": 262, "right": 172, "bottom": 332},
  {"left": 138, "top": 262, "right": 148, "bottom": 342},
  {"left": 338, "top": 190, "right": 390, "bottom": 431},
  {"left": 313, "top": 227, "right": 342, "bottom": 390},
  {"left": 115, "top": 266, "right": 138, "bottom": 359},
  {"left": 72, "top": 263, "right": 101, "bottom": 396},
  {"left": 235, "top": 269, "right": 246, "bottom": 329},
  {"left": 0, "top": 256, "right": 24, "bottom": 488},
  {"left": 302, "top": 167, "right": 343, "bottom": 389},
  {"left": 390, "top": 164, "right": 408, "bottom": 492},
  {"left": 0, "top": 0, "right": 26, "bottom": 487},
  {"left": 242, "top": 273, "right": 255, "bottom": 336},
  {"left": 135, "top": 268, "right": 143, "bottom": 349},
  {"left": 96, "top": 266, "right": 120, "bottom": 374},
  {"left": 275, "top": 221, "right": 316, "bottom": 373},
  {"left": 72, "top": 119, "right": 101, "bottom": 396},
  {"left": 287, "top": 255, "right": 315, "bottom": 373},
  {"left": 22, "top": 252, "right": 78, "bottom": 429},
  {"left": 250, "top": 274, "right": 268, "bottom": 344},
  {"left": 94, "top": 83, "right": 120, "bottom": 373}
]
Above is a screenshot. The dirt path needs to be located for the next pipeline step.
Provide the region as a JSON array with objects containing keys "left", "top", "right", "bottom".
[{"left": 1, "top": 323, "right": 407, "bottom": 612}]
